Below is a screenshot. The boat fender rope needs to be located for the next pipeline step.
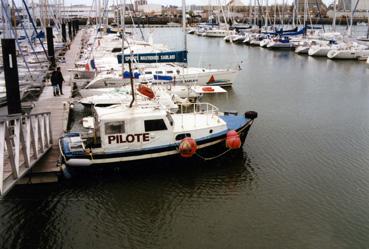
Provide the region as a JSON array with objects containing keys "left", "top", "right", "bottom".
[{"left": 195, "top": 148, "right": 232, "bottom": 161}]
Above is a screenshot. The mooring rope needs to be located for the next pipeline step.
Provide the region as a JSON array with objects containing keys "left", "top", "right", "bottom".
[{"left": 195, "top": 148, "right": 232, "bottom": 161}]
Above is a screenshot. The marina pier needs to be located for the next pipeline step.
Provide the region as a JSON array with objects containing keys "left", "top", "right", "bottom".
[{"left": 0, "top": 29, "right": 83, "bottom": 197}]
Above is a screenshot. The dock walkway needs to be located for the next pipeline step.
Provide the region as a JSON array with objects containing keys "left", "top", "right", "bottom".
[{"left": 28, "top": 31, "right": 83, "bottom": 178}]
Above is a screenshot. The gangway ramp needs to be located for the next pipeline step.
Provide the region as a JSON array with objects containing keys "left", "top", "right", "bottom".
[{"left": 0, "top": 113, "right": 52, "bottom": 197}]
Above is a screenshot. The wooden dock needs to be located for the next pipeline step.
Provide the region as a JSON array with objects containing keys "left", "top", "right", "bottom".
[{"left": 22, "top": 31, "right": 84, "bottom": 183}]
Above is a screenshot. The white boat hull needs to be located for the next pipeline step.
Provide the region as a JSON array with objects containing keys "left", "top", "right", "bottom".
[
  {"left": 295, "top": 46, "right": 310, "bottom": 54},
  {"left": 327, "top": 49, "right": 369, "bottom": 60},
  {"left": 308, "top": 46, "right": 331, "bottom": 57},
  {"left": 267, "top": 42, "right": 294, "bottom": 49}
]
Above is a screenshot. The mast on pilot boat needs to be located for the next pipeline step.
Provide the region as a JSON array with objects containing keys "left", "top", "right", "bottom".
[
  {"left": 182, "top": 0, "right": 187, "bottom": 53},
  {"left": 121, "top": 0, "right": 125, "bottom": 77}
]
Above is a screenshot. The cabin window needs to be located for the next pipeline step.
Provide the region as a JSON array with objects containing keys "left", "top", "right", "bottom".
[
  {"left": 144, "top": 119, "right": 167, "bottom": 132},
  {"left": 111, "top": 47, "right": 122, "bottom": 52},
  {"left": 155, "top": 71, "right": 163, "bottom": 74},
  {"left": 145, "top": 71, "right": 152, "bottom": 75},
  {"left": 166, "top": 71, "right": 174, "bottom": 74},
  {"left": 105, "top": 121, "right": 125, "bottom": 134}
]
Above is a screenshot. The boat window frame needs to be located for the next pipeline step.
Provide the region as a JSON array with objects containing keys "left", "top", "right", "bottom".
[
  {"left": 104, "top": 121, "right": 126, "bottom": 135},
  {"left": 144, "top": 119, "right": 167, "bottom": 132},
  {"left": 111, "top": 47, "right": 122, "bottom": 53}
]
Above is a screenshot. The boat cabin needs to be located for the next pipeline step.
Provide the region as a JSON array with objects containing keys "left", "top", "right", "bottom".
[{"left": 90, "top": 105, "right": 174, "bottom": 150}]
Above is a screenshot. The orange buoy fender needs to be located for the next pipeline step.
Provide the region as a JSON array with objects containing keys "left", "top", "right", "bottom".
[
  {"left": 179, "top": 137, "right": 197, "bottom": 158},
  {"left": 85, "top": 63, "right": 90, "bottom": 71},
  {"left": 202, "top": 86, "right": 214, "bottom": 92},
  {"left": 226, "top": 130, "right": 241, "bottom": 149},
  {"left": 138, "top": 85, "right": 155, "bottom": 99}
]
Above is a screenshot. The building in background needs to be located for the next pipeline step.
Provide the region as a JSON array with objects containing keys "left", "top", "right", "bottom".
[
  {"left": 134, "top": 0, "right": 148, "bottom": 11},
  {"left": 137, "top": 4, "right": 162, "bottom": 16},
  {"left": 338, "top": 0, "right": 351, "bottom": 10},
  {"left": 356, "top": 0, "right": 369, "bottom": 11},
  {"left": 328, "top": 0, "right": 369, "bottom": 18},
  {"left": 337, "top": 0, "right": 369, "bottom": 11},
  {"left": 295, "top": 0, "right": 328, "bottom": 17}
]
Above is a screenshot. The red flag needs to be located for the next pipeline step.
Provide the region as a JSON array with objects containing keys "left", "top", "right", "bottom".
[{"left": 208, "top": 75, "right": 215, "bottom": 83}]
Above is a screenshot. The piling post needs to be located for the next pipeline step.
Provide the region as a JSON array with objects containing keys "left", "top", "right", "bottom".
[
  {"left": 75, "top": 19, "right": 80, "bottom": 32},
  {"left": 1, "top": 39, "right": 21, "bottom": 114},
  {"left": 46, "top": 27, "right": 55, "bottom": 67},
  {"left": 72, "top": 20, "right": 76, "bottom": 37},
  {"left": 68, "top": 21, "right": 72, "bottom": 41},
  {"left": 61, "top": 23, "right": 67, "bottom": 43}
]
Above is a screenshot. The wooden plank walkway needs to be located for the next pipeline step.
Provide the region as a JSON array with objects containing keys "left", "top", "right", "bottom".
[{"left": 29, "top": 31, "right": 83, "bottom": 176}]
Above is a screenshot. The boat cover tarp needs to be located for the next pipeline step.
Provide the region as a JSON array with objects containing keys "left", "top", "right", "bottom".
[
  {"left": 154, "top": 75, "right": 173, "bottom": 81},
  {"left": 263, "top": 26, "right": 301, "bottom": 35}
]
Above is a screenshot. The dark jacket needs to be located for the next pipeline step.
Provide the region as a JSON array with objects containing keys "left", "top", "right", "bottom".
[{"left": 51, "top": 71, "right": 64, "bottom": 86}]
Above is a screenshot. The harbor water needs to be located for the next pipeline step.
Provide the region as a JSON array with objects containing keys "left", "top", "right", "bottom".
[{"left": 1, "top": 27, "right": 369, "bottom": 248}]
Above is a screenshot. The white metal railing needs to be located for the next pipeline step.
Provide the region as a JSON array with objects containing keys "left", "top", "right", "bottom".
[
  {"left": 180, "top": 102, "right": 219, "bottom": 115},
  {"left": 0, "top": 112, "right": 52, "bottom": 197},
  {"left": 179, "top": 102, "right": 220, "bottom": 128}
]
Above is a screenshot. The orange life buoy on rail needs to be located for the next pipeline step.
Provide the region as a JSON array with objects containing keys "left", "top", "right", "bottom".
[
  {"left": 137, "top": 84, "right": 155, "bottom": 99},
  {"left": 202, "top": 86, "right": 214, "bottom": 92}
]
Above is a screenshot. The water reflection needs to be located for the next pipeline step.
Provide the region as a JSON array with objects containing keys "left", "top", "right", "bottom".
[{"left": 1, "top": 149, "right": 258, "bottom": 249}]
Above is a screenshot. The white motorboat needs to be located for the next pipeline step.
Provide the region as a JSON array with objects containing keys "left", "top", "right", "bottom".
[{"left": 59, "top": 99, "right": 257, "bottom": 168}]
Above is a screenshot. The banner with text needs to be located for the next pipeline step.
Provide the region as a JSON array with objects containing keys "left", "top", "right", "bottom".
[{"left": 117, "top": 50, "right": 188, "bottom": 64}]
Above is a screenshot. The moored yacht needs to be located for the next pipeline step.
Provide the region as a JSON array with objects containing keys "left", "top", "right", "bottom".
[{"left": 327, "top": 44, "right": 369, "bottom": 60}]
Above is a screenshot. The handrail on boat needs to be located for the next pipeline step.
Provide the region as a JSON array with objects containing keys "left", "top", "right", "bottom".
[{"left": 179, "top": 102, "right": 219, "bottom": 115}]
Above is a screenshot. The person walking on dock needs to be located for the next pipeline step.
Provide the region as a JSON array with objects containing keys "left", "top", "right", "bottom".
[{"left": 51, "top": 67, "right": 65, "bottom": 96}]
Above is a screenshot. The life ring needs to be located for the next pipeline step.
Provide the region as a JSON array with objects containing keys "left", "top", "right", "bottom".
[
  {"left": 137, "top": 84, "right": 155, "bottom": 99},
  {"left": 202, "top": 86, "right": 214, "bottom": 92}
]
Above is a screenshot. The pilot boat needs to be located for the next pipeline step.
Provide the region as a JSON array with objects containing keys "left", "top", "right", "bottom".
[{"left": 59, "top": 99, "right": 257, "bottom": 168}]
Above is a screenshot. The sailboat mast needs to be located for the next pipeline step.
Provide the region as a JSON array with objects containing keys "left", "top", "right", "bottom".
[
  {"left": 2, "top": 0, "right": 12, "bottom": 38},
  {"left": 292, "top": 0, "right": 296, "bottom": 27},
  {"left": 265, "top": 0, "right": 269, "bottom": 29},
  {"left": 332, "top": 0, "right": 336, "bottom": 31},
  {"left": 350, "top": 0, "right": 360, "bottom": 36},
  {"left": 273, "top": 0, "right": 276, "bottom": 27},
  {"left": 121, "top": 0, "right": 125, "bottom": 74},
  {"left": 182, "top": 0, "right": 187, "bottom": 52},
  {"left": 366, "top": 10, "right": 369, "bottom": 39},
  {"left": 303, "top": 0, "right": 307, "bottom": 27},
  {"left": 248, "top": 0, "right": 252, "bottom": 25}
]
